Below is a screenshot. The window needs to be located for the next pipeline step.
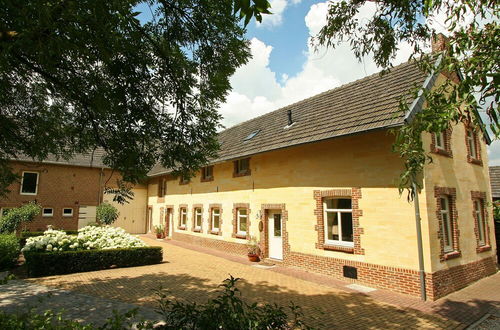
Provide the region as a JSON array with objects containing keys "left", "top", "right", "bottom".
[
  {"left": 474, "top": 199, "right": 486, "bottom": 246},
  {"left": 323, "top": 198, "right": 353, "bottom": 247},
  {"left": 20, "top": 171, "right": 39, "bottom": 195},
  {"left": 62, "top": 208, "right": 73, "bottom": 217},
  {"left": 179, "top": 207, "right": 187, "bottom": 228},
  {"left": 439, "top": 196, "right": 454, "bottom": 253},
  {"left": 158, "top": 178, "right": 167, "bottom": 196},
  {"left": 435, "top": 131, "right": 445, "bottom": 150},
  {"left": 234, "top": 158, "right": 250, "bottom": 176},
  {"left": 466, "top": 129, "right": 478, "bottom": 159},
  {"left": 244, "top": 130, "right": 260, "bottom": 141},
  {"left": 43, "top": 208, "right": 54, "bottom": 217},
  {"left": 212, "top": 208, "right": 220, "bottom": 232},
  {"left": 179, "top": 176, "right": 190, "bottom": 185},
  {"left": 194, "top": 207, "right": 202, "bottom": 230},
  {"left": 201, "top": 166, "right": 214, "bottom": 182},
  {"left": 237, "top": 208, "right": 248, "bottom": 235}
]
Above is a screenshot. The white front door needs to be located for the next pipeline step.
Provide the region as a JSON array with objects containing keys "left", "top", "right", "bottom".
[{"left": 268, "top": 211, "right": 283, "bottom": 260}]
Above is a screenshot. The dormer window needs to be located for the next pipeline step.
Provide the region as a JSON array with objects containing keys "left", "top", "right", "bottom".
[{"left": 233, "top": 158, "right": 250, "bottom": 177}]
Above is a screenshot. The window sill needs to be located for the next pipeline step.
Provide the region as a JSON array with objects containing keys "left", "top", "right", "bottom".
[
  {"left": 200, "top": 177, "right": 214, "bottom": 182},
  {"left": 468, "top": 157, "right": 483, "bottom": 166},
  {"left": 477, "top": 245, "right": 491, "bottom": 253},
  {"left": 235, "top": 234, "right": 247, "bottom": 239},
  {"left": 323, "top": 244, "right": 354, "bottom": 254},
  {"left": 444, "top": 251, "right": 461, "bottom": 260},
  {"left": 210, "top": 230, "right": 220, "bottom": 235},
  {"left": 193, "top": 228, "right": 202, "bottom": 233},
  {"left": 431, "top": 148, "right": 453, "bottom": 158},
  {"left": 20, "top": 193, "right": 37, "bottom": 196},
  {"left": 178, "top": 226, "right": 187, "bottom": 231}
]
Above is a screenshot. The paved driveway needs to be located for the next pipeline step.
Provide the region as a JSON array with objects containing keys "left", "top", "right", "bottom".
[{"left": 25, "top": 237, "right": 469, "bottom": 329}]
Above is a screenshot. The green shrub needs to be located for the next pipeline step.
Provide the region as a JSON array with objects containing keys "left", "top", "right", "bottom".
[
  {"left": 25, "top": 246, "right": 163, "bottom": 276},
  {"left": 154, "top": 275, "right": 309, "bottom": 329},
  {"left": 0, "top": 202, "right": 41, "bottom": 234},
  {"left": 96, "top": 203, "right": 119, "bottom": 225},
  {"left": 0, "top": 234, "right": 20, "bottom": 270}
]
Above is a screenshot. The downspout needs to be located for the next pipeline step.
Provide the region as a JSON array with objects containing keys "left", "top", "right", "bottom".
[
  {"left": 98, "top": 167, "right": 104, "bottom": 204},
  {"left": 412, "top": 181, "right": 427, "bottom": 301}
]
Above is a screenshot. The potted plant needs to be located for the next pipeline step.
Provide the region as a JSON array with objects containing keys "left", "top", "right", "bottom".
[
  {"left": 154, "top": 225, "right": 165, "bottom": 239},
  {"left": 246, "top": 236, "right": 260, "bottom": 262}
]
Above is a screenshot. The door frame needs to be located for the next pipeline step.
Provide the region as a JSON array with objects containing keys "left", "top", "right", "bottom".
[
  {"left": 146, "top": 206, "right": 153, "bottom": 233},
  {"left": 165, "top": 205, "right": 174, "bottom": 238},
  {"left": 267, "top": 210, "right": 284, "bottom": 260},
  {"left": 259, "top": 204, "right": 289, "bottom": 261}
]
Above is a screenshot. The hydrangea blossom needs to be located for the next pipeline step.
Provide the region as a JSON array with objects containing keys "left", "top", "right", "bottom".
[{"left": 22, "top": 226, "right": 145, "bottom": 253}]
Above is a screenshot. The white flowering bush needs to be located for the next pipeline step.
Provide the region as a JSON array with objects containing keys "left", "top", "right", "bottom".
[
  {"left": 22, "top": 226, "right": 145, "bottom": 253},
  {"left": 78, "top": 226, "right": 145, "bottom": 250}
]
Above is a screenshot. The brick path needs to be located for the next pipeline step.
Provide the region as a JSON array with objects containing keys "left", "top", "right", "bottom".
[{"left": 26, "top": 237, "right": 480, "bottom": 329}]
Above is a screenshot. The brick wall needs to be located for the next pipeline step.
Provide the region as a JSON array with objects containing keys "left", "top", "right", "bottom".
[{"left": 0, "top": 161, "right": 119, "bottom": 231}]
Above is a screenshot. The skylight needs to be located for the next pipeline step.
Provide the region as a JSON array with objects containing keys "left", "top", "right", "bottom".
[{"left": 244, "top": 130, "right": 260, "bottom": 141}]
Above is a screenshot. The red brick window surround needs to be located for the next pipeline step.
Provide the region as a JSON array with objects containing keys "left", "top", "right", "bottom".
[
  {"left": 435, "top": 187, "right": 461, "bottom": 261},
  {"left": 208, "top": 204, "right": 223, "bottom": 235},
  {"left": 471, "top": 191, "right": 491, "bottom": 253},
  {"left": 200, "top": 166, "right": 214, "bottom": 182},
  {"left": 233, "top": 158, "right": 251, "bottom": 177},
  {"left": 465, "top": 125, "right": 482, "bottom": 165},
  {"left": 314, "top": 188, "right": 364, "bottom": 255},
  {"left": 430, "top": 129, "right": 452, "bottom": 157},
  {"left": 192, "top": 204, "right": 203, "bottom": 233},
  {"left": 232, "top": 203, "right": 251, "bottom": 239},
  {"left": 178, "top": 204, "right": 188, "bottom": 230}
]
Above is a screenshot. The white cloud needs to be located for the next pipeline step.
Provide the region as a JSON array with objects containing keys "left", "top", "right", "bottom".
[
  {"left": 488, "top": 140, "right": 500, "bottom": 166},
  {"left": 256, "top": 0, "right": 304, "bottom": 28}
]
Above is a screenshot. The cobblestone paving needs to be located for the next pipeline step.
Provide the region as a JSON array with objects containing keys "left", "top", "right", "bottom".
[
  {"left": 0, "top": 280, "right": 161, "bottom": 326},
  {"left": 27, "top": 237, "right": 461, "bottom": 329}
]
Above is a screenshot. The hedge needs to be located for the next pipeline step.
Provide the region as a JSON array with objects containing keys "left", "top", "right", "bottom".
[
  {"left": 0, "top": 234, "right": 20, "bottom": 271},
  {"left": 24, "top": 246, "right": 163, "bottom": 276},
  {"left": 19, "top": 230, "right": 79, "bottom": 247}
]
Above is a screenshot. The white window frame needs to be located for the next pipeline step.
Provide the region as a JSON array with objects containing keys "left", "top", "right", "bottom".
[
  {"left": 435, "top": 131, "right": 445, "bottom": 150},
  {"left": 212, "top": 208, "right": 220, "bottom": 231},
  {"left": 20, "top": 171, "right": 39, "bottom": 195},
  {"left": 237, "top": 208, "right": 248, "bottom": 235},
  {"left": 194, "top": 207, "right": 202, "bottom": 230},
  {"left": 42, "top": 208, "right": 54, "bottom": 217},
  {"left": 467, "top": 129, "right": 478, "bottom": 159},
  {"left": 474, "top": 200, "right": 486, "bottom": 246},
  {"left": 440, "top": 196, "right": 454, "bottom": 253},
  {"left": 62, "top": 208, "right": 73, "bottom": 217},
  {"left": 180, "top": 208, "right": 187, "bottom": 228},
  {"left": 323, "top": 198, "right": 354, "bottom": 248}
]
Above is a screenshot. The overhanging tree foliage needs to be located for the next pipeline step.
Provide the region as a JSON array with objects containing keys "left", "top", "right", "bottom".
[
  {"left": 0, "top": 0, "right": 271, "bottom": 197},
  {"left": 316, "top": 0, "right": 499, "bottom": 198}
]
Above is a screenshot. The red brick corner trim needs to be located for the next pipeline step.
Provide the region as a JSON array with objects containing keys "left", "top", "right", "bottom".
[
  {"left": 434, "top": 187, "right": 460, "bottom": 261},
  {"left": 470, "top": 191, "right": 492, "bottom": 253},
  {"left": 259, "top": 204, "right": 290, "bottom": 260},
  {"left": 191, "top": 204, "right": 204, "bottom": 233},
  {"left": 232, "top": 203, "right": 251, "bottom": 240},
  {"left": 313, "top": 188, "right": 364, "bottom": 255},
  {"left": 464, "top": 124, "right": 483, "bottom": 166},
  {"left": 208, "top": 203, "right": 223, "bottom": 236},
  {"left": 430, "top": 128, "right": 453, "bottom": 157},
  {"left": 178, "top": 204, "right": 188, "bottom": 230}
]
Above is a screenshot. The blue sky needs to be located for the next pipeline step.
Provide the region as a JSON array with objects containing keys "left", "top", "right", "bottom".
[{"left": 135, "top": 0, "right": 499, "bottom": 165}]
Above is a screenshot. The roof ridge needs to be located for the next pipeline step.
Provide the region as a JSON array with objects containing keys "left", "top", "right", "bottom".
[{"left": 220, "top": 59, "right": 419, "bottom": 134}]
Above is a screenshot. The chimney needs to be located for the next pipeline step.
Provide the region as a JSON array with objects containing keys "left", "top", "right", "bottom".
[
  {"left": 431, "top": 33, "right": 449, "bottom": 53},
  {"left": 287, "top": 109, "right": 293, "bottom": 126}
]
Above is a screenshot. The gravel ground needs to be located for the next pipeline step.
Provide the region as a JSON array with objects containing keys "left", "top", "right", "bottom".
[{"left": 468, "top": 310, "right": 500, "bottom": 330}]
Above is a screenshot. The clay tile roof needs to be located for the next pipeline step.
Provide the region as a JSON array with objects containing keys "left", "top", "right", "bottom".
[
  {"left": 148, "top": 60, "right": 429, "bottom": 176},
  {"left": 13, "top": 148, "right": 107, "bottom": 168},
  {"left": 490, "top": 166, "right": 500, "bottom": 199}
]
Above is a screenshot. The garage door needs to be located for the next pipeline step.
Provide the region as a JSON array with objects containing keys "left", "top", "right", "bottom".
[{"left": 103, "top": 188, "right": 147, "bottom": 234}]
